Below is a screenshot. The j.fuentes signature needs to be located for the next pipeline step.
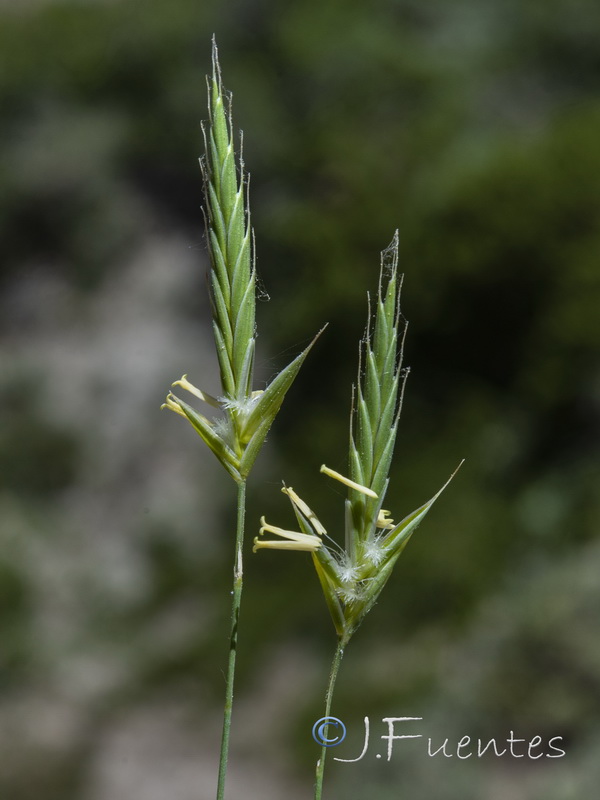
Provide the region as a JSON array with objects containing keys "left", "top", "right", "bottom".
[{"left": 312, "top": 716, "right": 566, "bottom": 762}]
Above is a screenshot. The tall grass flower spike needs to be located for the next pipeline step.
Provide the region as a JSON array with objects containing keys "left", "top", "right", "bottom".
[
  {"left": 162, "top": 40, "right": 321, "bottom": 800},
  {"left": 254, "top": 232, "right": 462, "bottom": 799}
]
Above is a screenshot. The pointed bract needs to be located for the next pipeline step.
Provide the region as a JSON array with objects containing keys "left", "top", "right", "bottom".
[{"left": 241, "top": 327, "right": 327, "bottom": 446}]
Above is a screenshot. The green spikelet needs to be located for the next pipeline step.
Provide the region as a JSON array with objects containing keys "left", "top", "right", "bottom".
[
  {"left": 162, "top": 39, "right": 323, "bottom": 482},
  {"left": 255, "top": 232, "right": 462, "bottom": 641},
  {"left": 346, "top": 229, "right": 407, "bottom": 563},
  {"left": 203, "top": 42, "right": 255, "bottom": 402}
]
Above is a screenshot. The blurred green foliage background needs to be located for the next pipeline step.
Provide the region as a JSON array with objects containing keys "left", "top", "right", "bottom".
[{"left": 0, "top": 1, "right": 599, "bottom": 798}]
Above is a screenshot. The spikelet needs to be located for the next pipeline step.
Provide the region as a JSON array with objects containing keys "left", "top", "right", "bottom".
[
  {"left": 162, "top": 39, "right": 323, "bottom": 482},
  {"left": 256, "top": 233, "right": 462, "bottom": 641}
]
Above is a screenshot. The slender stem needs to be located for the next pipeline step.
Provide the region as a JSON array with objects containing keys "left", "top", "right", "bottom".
[
  {"left": 314, "top": 638, "right": 346, "bottom": 800},
  {"left": 216, "top": 479, "right": 247, "bottom": 800}
]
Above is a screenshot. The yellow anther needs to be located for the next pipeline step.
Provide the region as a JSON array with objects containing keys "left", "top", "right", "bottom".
[
  {"left": 320, "top": 465, "right": 378, "bottom": 498},
  {"left": 253, "top": 538, "right": 322, "bottom": 553},
  {"left": 161, "top": 394, "right": 187, "bottom": 418},
  {"left": 376, "top": 509, "right": 395, "bottom": 530},
  {"left": 254, "top": 516, "right": 322, "bottom": 553},
  {"left": 281, "top": 486, "right": 327, "bottom": 536},
  {"left": 171, "top": 375, "right": 220, "bottom": 408}
]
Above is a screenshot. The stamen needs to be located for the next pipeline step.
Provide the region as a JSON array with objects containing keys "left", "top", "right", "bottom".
[
  {"left": 171, "top": 374, "right": 220, "bottom": 407},
  {"left": 320, "top": 465, "right": 378, "bottom": 498},
  {"left": 161, "top": 394, "right": 187, "bottom": 418},
  {"left": 376, "top": 509, "right": 395, "bottom": 529},
  {"left": 281, "top": 486, "right": 327, "bottom": 536},
  {"left": 256, "top": 516, "right": 322, "bottom": 551},
  {"left": 253, "top": 538, "right": 321, "bottom": 553}
]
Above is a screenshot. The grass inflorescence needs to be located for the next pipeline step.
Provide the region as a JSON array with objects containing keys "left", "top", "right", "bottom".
[
  {"left": 256, "top": 232, "right": 462, "bottom": 645},
  {"left": 254, "top": 232, "right": 462, "bottom": 799},
  {"left": 163, "top": 40, "right": 321, "bottom": 485},
  {"left": 162, "top": 38, "right": 460, "bottom": 800},
  {"left": 161, "top": 39, "right": 321, "bottom": 800}
]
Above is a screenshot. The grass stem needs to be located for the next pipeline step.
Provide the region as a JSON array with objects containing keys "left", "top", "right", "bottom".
[
  {"left": 314, "top": 638, "right": 346, "bottom": 800},
  {"left": 216, "top": 479, "right": 246, "bottom": 800}
]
